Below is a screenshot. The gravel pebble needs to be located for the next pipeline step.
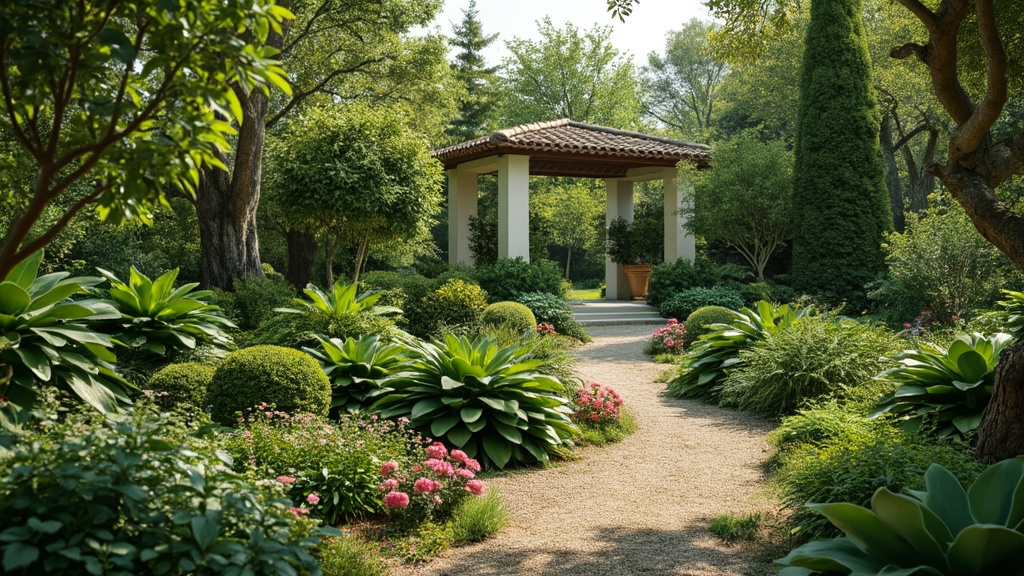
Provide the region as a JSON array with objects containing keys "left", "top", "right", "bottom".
[{"left": 389, "top": 325, "right": 775, "bottom": 576}]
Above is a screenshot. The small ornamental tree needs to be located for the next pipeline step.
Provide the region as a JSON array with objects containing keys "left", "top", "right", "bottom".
[
  {"left": 0, "top": 0, "right": 291, "bottom": 281},
  {"left": 266, "top": 104, "right": 443, "bottom": 285},
  {"left": 681, "top": 132, "right": 793, "bottom": 281},
  {"left": 789, "top": 0, "right": 892, "bottom": 308}
]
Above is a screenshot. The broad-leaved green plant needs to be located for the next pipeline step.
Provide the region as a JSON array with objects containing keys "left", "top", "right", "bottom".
[{"left": 305, "top": 335, "right": 409, "bottom": 415}]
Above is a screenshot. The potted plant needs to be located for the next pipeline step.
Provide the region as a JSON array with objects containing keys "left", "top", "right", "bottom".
[{"left": 606, "top": 217, "right": 662, "bottom": 300}]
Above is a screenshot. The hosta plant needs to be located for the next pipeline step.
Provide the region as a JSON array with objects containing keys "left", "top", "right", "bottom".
[
  {"left": 998, "top": 289, "right": 1024, "bottom": 339},
  {"left": 0, "top": 251, "right": 130, "bottom": 415},
  {"left": 371, "top": 335, "right": 578, "bottom": 469},
  {"left": 666, "top": 300, "right": 812, "bottom": 401},
  {"left": 305, "top": 335, "right": 409, "bottom": 415},
  {"left": 96, "top": 267, "right": 235, "bottom": 357},
  {"left": 873, "top": 332, "right": 1010, "bottom": 438},
  {"left": 278, "top": 280, "right": 400, "bottom": 319},
  {"left": 777, "top": 457, "right": 1024, "bottom": 576}
]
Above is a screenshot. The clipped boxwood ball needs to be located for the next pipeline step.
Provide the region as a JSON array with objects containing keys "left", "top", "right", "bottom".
[
  {"left": 684, "top": 306, "right": 737, "bottom": 347},
  {"left": 207, "top": 345, "right": 331, "bottom": 425},
  {"left": 147, "top": 362, "right": 215, "bottom": 410},
  {"left": 482, "top": 301, "right": 537, "bottom": 333}
]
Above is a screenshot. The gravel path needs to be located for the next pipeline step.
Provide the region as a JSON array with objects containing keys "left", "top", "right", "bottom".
[{"left": 390, "top": 325, "right": 775, "bottom": 576}]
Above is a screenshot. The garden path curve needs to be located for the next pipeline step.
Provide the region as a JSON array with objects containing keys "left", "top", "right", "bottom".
[{"left": 390, "top": 324, "right": 775, "bottom": 576}]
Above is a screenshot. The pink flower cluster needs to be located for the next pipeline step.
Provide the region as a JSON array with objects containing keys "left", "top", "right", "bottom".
[
  {"left": 649, "top": 318, "right": 687, "bottom": 355},
  {"left": 377, "top": 442, "right": 485, "bottom": 517},
  {"left": 573, "top": 382, "right": 624, "bottom": 426},
  {"left": 902, "top": 310, "right": 937, "bottom": 337},
  {"left": 274, "top": 475, "right": 321, "bottom": 516},
  {"left": 536, "top": 323, "right": 557, "bottom": 336}
]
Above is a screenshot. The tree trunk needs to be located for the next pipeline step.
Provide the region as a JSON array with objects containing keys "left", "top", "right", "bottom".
[
  {"left": 196, "top": 89, "right": 269, "bottom": 290},
  {"left": 285, "top": 229, "right": 316, "bottom": 289},
  {"left": 880, "top": 115, "right": 907, "bottom": 232},
  {"left": 976, "top": 338, "right": 1024, "bottom": 463},
  {"left": 904, "top": 127, "right": 938, "bottom": 214},
  {"left": 325, "top": 237, "right": 338, "bottom": 288},
  {"left": 564, "top": 246, "right": 572, "bottom": 278}
]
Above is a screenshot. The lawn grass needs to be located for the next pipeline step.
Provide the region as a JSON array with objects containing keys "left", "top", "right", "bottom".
[{"left": 567, "top": 288, "right": 601, "bottom": 300}]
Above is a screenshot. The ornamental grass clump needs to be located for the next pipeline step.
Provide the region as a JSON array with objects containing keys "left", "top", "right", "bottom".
[
  {"left": 644, "top": 319, "right": 687, "bottom": 356},
  {"left": 377, "top": 442, "right": 486, "bottom": 534}
]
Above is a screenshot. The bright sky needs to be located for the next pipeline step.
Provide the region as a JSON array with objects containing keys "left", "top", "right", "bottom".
[{"left": 426, "top": 0, "right": 712, "bottom": 66}]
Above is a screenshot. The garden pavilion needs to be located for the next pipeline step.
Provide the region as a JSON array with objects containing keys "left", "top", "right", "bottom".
[{"left": 432, "top": 119, "right": 711, "bottom": 300}]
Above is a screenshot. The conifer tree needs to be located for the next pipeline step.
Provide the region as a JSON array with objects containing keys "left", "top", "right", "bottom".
[
  {"left": 447, "top": 0, "right": 500, "bottom": 143},
  {"left": 790, "top": 0, "right": 891, "bottom": 308}
]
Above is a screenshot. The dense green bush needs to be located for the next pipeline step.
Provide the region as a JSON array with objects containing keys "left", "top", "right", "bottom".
[
  {"left": 513, "top": 291, "right": 590, "bottom": 342},
  {"left": 216, "top": 275, "right": 294, "bottom": 331},
  {"left": 870, "top": 202, "right": 1020, "bottom": 323},
  {"left": 146, "top": 362, "right": 215, "bottom": 411},
  {"left": 317, "top": 536, "right": 387, "bottom": 576},
  {"left": 767, "top": 401, "right": 881, "bottom": 451},
  {"left": 371, "top": 335, "right": 578, "bottom": 469},
  {"left": 777, "top": 428, "right": 984, "bottom": 540},
  {"left": 684, "top": 306, "right": 736, "bottom": 348},
  {"left": 0, "top": 404, "right": 327, "bottom": 575},
  {"left": 659, "top": 286, "right": 745, "bottom": 321},
  {"left": 221, "top": 411, "right": 418, "bottom": 525},
  {"left": 206, "top": 346, "right": 331, "bottom": 426},
  {"left": 473, "top": 257, "right": 566, "bottom": 301},
  {"left": 409, "top": 279, "right": 489, "bottom": 338},
  {"left": 450, "top": 490, "right": 508, "bottom": 545},
  {"left": 482, "top": 301, "right": 537, "bottom": 333},
  {"left": 720, "top": 317, "right": 900, "bottom": 417},
  {"left": 645, "top": 256, "right": 730, "bottom": 308}
]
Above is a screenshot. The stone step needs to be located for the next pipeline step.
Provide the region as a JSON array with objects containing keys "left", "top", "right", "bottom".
[{"left": 569, "top": 301, "right": 668, "bottom": 327}]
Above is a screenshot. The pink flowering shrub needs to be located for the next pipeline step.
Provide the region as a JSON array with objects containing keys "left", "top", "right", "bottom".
[
  {"left": 536, "top": 323, "right": 557, "bottom": 336},
  {"left": 377, "top": 441, "right": 485, "bottom": 533},
  {"left": 220, "top": 404, "right": 422, "bottom": 525},
  {"left": 572, "top": 382, "right": 624, "bottom": 426},
  {"left": 644, "top": 318, "right": 687, "bottom": 356}
]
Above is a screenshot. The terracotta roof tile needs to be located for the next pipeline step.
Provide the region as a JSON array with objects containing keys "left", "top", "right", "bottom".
[{"left": 433, "top": 119, "right": 710, "bottom": 174}]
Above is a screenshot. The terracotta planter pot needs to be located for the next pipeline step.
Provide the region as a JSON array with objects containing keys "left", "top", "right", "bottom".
[{"left": 621, "top": 264, "right": 652, "bottom": 301}]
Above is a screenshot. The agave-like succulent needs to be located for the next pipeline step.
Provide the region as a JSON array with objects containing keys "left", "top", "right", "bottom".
[
  {"left": 97, "top": 267, "right": 235, "bottom": 357},
  {"left": 278, "top": 280, "right": 400, "bottom": 318},
  {"left": 0, "top": 252, "right": 130, "bottom": 414},
  {"left": 873, "top": 332, "right": 1010, "bottom": 438},
  {"left": 305, "top": 334, "right": 409, "bottom": 415},
  {"left": 777, "top": 457, "right": 1024, "bottom": 575},
  {"left": 666, "top": 301, "right": 812, "bottom": 401},
  {"left": 370, "top": 334, "right": 577, "bottom": 469}
]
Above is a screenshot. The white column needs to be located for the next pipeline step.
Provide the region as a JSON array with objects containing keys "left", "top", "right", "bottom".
[
  {"left": 664, "top": 167, "right": 695, "bottom": 263},
  {"left": 497, "top": 154, "right": 530, "bottom": 261},
  {"left": 604, "top": 179, "right": 634, "bottom": 300},
  {"left": 447, "top": 168, "right": 478, "bottom": 266}
]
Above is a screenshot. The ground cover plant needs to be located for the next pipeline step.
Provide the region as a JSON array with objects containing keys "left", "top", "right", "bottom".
[
  {"left": 0, "top": 401, "right": 331, "bottom": 575},
  {"left": 221, "top": 408, "right": 420, "bottom": 525},
  {"left": 371, "top": 334, "right": 578, "bottom": 469}
]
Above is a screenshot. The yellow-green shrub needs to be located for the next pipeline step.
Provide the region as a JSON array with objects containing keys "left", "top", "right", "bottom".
[{"left": 481, "top": 301, "right": 537, "bottom": 333}]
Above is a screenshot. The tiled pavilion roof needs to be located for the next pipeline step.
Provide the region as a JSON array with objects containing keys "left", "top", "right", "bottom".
[{"left": 433, "top": 119, "right": 710, "bottom": 178}]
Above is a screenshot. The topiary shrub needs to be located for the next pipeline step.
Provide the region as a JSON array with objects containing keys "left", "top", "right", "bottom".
[
  {"left": 146, "top": 362, "right": 215, "bottom": 410},
  {"left": 409, "top": 279, "right": 489, "bottom": 338},
  {"left": 473, "top": 257, "right": 566, "bottom": 302},
  {"left": 645, "top": 256, "right": 729, "bottom": 308},
  {"left": 513, "top": 292, "right": 591, "bottom": 342},
  {"left": 481, "top": 302, "right": 537, "bottom": 333},
  {"left": 206, "top": 345, "right": 331, "bottom": 425},
  {"left": 659, "top": 286, "right": 744, "bottom": 321},
  {"left": 684, "top": 306, "right": 736, "bottom": 348},
  {"left": 719, "top": 317, "right": 901, "bottom": 418}
]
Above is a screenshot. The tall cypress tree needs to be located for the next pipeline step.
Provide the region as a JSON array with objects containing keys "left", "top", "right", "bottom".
[
  {"left": 447, "top": 0, "right": 499, "bottom": 143},
  {"left": 790, "top": 0, "right": 891, "bottom": 308}
]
